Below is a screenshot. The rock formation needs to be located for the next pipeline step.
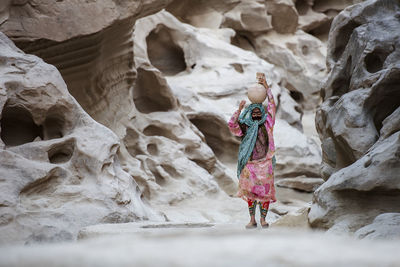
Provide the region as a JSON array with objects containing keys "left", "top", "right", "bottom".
[
  {"left": 309, "top": 0, "right": 400, "bottom": 235},
  {"left": 133, "top": 10, "right": 322, "bottom": 179},
  {"left": 0, "top": 32, "right": 155, "bottom": 244},
  {"left": 0, "top": 0, "right": 363, "bottom": 244},
  {"left": 164, "top": 0, "right": 362, "bottom": 111},
  {"left": 0, "top": 1, "right": 250, "bottom": 244}
]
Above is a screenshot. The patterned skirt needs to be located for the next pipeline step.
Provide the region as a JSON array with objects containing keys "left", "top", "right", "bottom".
[{"left": 237, "top": 156, "right": 276, "bottom": 203}]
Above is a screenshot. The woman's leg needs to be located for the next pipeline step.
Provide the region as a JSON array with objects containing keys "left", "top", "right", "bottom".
[
  {"left": 246, "top": 199, "right": 257, "bottom": 228},
  {"left": 259, "top": 201, "right": 270, "bottom": 227},
  {"left": 248, "top": 199, "right": 257, "bottom": 217}
]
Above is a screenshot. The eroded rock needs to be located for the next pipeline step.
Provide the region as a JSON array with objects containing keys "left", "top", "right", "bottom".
[
  {"left": 0, "top": 0, "right": 173, "bottom": 42},
  {"left": 253, "top": 30, "right": 327, "bottom": 110},
  {"left": 0, "top": 32, "right": 154, "bottom": 244},
  {"left": 133, "top": 10, "right": 321, "bottom": 179},
  {"left": 266, "top": 0, "right": 299, "bottom": 34},
  {"left": 309, "top": 0, "right": 400, "bottom": 235},
  {"left": 276, "top": 176, "right": 324, "bottom": 192},
  {"left": 355, "top": 213, "right": 400, "bottom": 240}
]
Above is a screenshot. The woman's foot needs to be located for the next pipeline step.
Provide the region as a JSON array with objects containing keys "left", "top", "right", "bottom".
[
  {"left": 260, "top": 218, "right": 269, "bottom": 228},
  {"left": 245, "top": 221, "right": 257, "bottom": 229}
]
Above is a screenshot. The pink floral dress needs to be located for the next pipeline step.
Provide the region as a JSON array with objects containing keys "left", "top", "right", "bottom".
[{"left": 228, "top": 89, "right": 276, "bottom": 203}]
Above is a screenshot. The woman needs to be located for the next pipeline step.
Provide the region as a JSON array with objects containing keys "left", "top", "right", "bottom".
[{"left": 228, "top": 73, "right": 276, "bottom": 228}]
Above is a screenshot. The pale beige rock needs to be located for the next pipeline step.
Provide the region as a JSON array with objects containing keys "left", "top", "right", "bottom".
[
  {"left": 0, "top": 0, "right": 173, "bottom": 42},
  {"left": 296, "top": 0, "right": 330, "bottom": 32},
  {"left": 276, "top": 176, "right": 324, "bottom": 192},
  {"left": 355, "top": 213, "right": 400, "bottom": 240},
  {"left": 0, "top": 0, "right": 332, "bottom": 243},
  {"left": 266, "top": 0, "right": 299, "bottom": 34},
  {"left": 133, "top": 11, "right": 321, "bottom": 180},
  {"left": 166, "top": 0, "right": 239, "bottom": 29},
  {"left": 272, "top": 206, "right": 310, "bottom": 228},
  {"left": 274, "top": 120, "right": 321, "bottom": 178},
  {"left": 277, "top": 87, "right": 303, "bottom": 131},
  {"left": 0, "top": 32, "right": 156, "bottom": 244},
  {"left": 253, "top": 30, "right": 327, "bottom": 110},
  {"left": 2, "top": 0, "right": 242, "bottom": 234},
  {"left": 222, "top": 1, "right": 272, "bottom": 32}
]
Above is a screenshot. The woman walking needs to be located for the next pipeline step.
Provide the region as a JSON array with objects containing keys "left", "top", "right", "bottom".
[{"left": 228, "top": 73, "right": 276, "bottom": 228}]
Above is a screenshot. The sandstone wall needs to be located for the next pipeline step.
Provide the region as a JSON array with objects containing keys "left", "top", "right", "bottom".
[{"left": 0, "top": 0, "right": 364, "bottom": 243}]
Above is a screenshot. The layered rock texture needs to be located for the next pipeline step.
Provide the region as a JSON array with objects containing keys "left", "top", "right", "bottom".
[
  {"left": 0, "top": 33, "right": 154, "bottom": 244},
  {"left": 309, "top": 0, "right": 400, "bottom": 236},
  {"left": 0, "top": 0, "right": 366, "bottom": 244}
]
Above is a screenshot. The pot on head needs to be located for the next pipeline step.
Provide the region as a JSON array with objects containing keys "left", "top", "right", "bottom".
[{"left": 247, "top": 83, "right": 267, "bottom": 103}]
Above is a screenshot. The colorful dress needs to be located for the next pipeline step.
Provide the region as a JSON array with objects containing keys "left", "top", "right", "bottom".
[{"left": 228, "top": 90, "right": 276, "bottom": 204}]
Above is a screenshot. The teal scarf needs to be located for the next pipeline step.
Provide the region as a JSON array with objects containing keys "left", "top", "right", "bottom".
[{"left": 237, "top": 103, "right": 267, "bottom": 178}]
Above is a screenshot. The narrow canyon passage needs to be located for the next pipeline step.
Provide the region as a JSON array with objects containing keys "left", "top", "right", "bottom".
[{"left": 0, "top": 0, "right": 399, "bottom": 266}]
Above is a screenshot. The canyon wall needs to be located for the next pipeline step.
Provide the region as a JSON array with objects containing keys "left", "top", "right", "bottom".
[
  {"left": 0, "top": 0, "right": 367, "bottom": 243},
  {"left": 309, "top": 0, "right": 400, "bottom": 239}
]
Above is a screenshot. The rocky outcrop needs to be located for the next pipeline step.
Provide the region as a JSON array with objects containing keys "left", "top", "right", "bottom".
[
  {"left": 253, "top": 30, "right": 327, "bottom": 110},
  {"left": 133, "top": 11, "right": 322, "bottom": 179},
  {"left": 1, "top": 0, "right": 360, "bottom": 244},
  {"left": 164, "top": 0, "right": 365, "bottom": 111},
  {"left": 309, "top": 0, "right": 400, "bottom": 236},
  {"left": 0, "top": 0, "right": 172, "bottom": 42},
  {"left": 0, "top": 32, "right": 155, "bottom": 244},
  {"left": 295, "top": 0, "right": 364, "bottom": 39},
  {"left": 276, "top": 176, "right": 324, "bottom": 192},
  {"left": 266, "top": 0, "right": 299, "bottom": 34}
]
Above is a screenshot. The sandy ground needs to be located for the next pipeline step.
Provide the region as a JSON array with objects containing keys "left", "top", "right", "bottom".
[{"left": 1, "top": 222, "right": 400, "bottom": 267}]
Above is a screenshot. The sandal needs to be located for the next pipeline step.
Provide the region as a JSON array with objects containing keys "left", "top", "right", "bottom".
[{"left": 260, "top": 222, "right": 269, "bottom": 228}]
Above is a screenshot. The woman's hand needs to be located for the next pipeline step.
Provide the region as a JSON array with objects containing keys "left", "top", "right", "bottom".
[
  {"left": 256, "top": 72, "right": 269, "bottom": 89},
  {"left": 238, "top": 100, "right": 246, "bottom": 112},
  {"left": 257, "top": 72, "right": 265, "bottom": 84}
]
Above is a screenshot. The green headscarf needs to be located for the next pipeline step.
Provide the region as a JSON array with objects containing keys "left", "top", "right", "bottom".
[{"left": 237, "top": 103, "right": 267, "bottom": 178}]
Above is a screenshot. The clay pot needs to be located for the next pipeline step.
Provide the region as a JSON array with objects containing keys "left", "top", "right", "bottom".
[{"left": 247, "top": 83, "right": 266, "bottom": 103}]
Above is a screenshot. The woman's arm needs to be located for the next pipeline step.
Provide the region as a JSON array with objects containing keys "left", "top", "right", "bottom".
[
  {"left": 228, "top": 100, "right": 245, "bottom": 137},
  {"left": 258, "top": 73, "right": 276, "bottom": 127}
]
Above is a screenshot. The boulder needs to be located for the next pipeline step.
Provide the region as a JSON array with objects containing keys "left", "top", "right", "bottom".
[
  {"left": 222, "top": 1, "right": 272, "bottom": 33},
  {"left": 276, "top": 176, "right": 324, "bottom": 192},
  {"left": 266, "top": 0, "right": 299, "bottom": 34}
]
